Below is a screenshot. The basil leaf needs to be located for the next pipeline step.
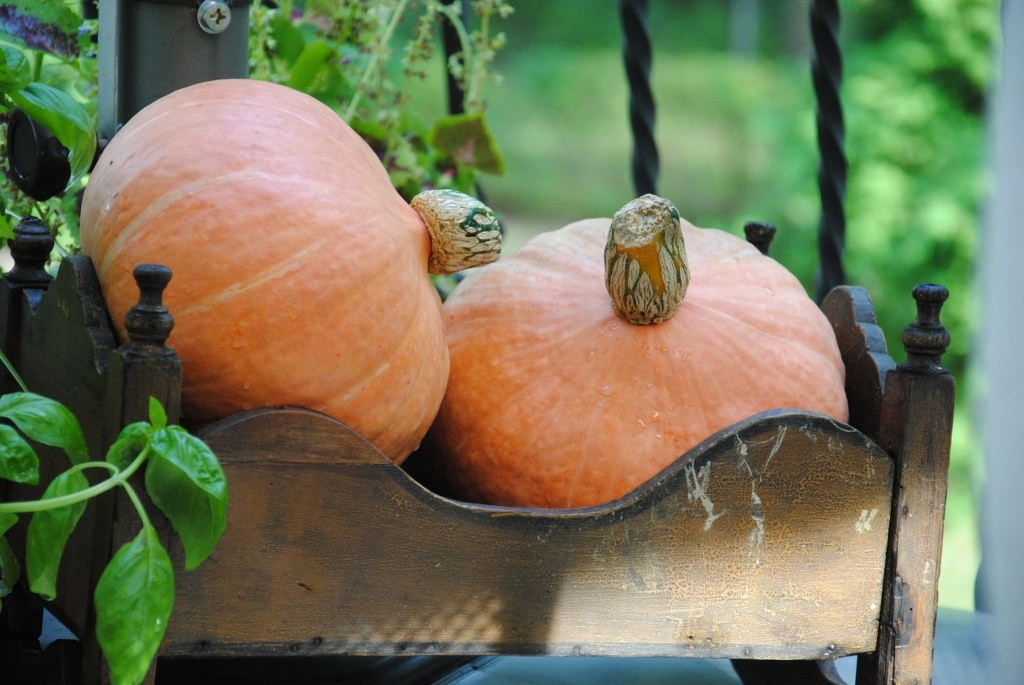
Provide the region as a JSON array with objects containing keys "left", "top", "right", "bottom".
[
  {"left": 0, "top": 45, "right": 31, "bottom": 92},
  {"left": 0, "top": 422, "right": 39, "bottom": 484},
  {"left": 26, "top": 468, "right": 88, "bottom": 600},
  {"left": 0, "top": 513, "right": 18, "bottom": 605},
  {"left": 148, "top": 397, "right": 166, "bottom": 431},
  {"left": 146, "top": 427, "right": 227, "bottom": 570},
  {"left": 8, "top": 82, "right": 96, "bottom": 189},
  {"left": 0, "top": 536, "right": 22, "bottom": 608},
  {"left": 0, "top": 392, "right": 89, "bottom": 464},
  {"left": 0, "top": 512, "right": 17, "bottom": 536},
  {"left": 94, "top": 525, "right": 173, "bottom": 685},
  {"left": 105, "top": 422, "right": 151, "bottom": 471}
]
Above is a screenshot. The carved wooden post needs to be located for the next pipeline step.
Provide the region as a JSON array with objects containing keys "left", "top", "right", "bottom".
[
  {"left": 857, "top": 283, "right": 955, "bottom": 685},
  {"left": 0, "top": 219, "right": 55, "bottom": 683},
  {"left": 5, "top": 217, "right": 54, "bottom": 294},
  {"left": 90, "top": 264, "right": 181, "bottom": 685},
  {"left": 0, "top": 218, "right": 54, "bottom": 394},
  {"left": 105, "top": 264, "right": 182, "bottom": 432}
]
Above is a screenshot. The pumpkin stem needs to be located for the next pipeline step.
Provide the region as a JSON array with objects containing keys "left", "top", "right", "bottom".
[
  {"left": 604, "top": 194, "right": 690, "bottom": 325},
  {"left": 411, "top": 189, "right": 503, "bottom": 275}
]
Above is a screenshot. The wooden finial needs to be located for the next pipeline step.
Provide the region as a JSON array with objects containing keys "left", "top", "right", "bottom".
[
  {"left": 899, "top": 283, "right": 951, "bottom": 374},
  {"left": 743, "top": 221, "right": 776, "bottom": 256},
  {"left": 122, "top": 264, "right": 175, "bottom": 356},
  {"left": 6, "top": 217, "right": 54, "bottom": 290}
]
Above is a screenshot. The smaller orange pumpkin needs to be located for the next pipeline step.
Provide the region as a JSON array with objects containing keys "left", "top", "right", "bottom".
[{"left": 426, "top": 195, "right": 849, "bottom": 508}]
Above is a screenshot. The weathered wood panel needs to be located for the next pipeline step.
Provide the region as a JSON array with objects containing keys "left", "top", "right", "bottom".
[{"left": 163, "top": 406, "right": 894, "bottom": 662}]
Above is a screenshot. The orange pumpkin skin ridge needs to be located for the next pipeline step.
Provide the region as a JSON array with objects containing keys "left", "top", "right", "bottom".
[
  {"left": 426, "top": 217, "right": 850, "bottom": 508},
  {"left": 80, "top": 79, "right": 445, "bottom": 462}
]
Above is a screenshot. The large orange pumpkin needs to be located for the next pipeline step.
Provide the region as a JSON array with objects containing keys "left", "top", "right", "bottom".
[
  {"left": 426, "top": 195, "right": 849, "bottom": 507},
  {"left": 80, "top": 78, "right": 499, "bottom": 462}
]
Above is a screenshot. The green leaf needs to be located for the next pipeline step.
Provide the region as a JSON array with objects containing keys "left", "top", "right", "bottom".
[
  {"left": 0, "top": 512, "right": 17, "bottom": 536},
  {"left": 0, "top": 536, "right": 22, "bottom": 606},
  {"left": 94, "top": 525, "right": 173, "bottom": 685},
  {"left": 0, "top": 423, "right": 39, "bottom": 485},
  {"left": 148, "top": 397, "right": 167, "bottom": 431},
  {"left": 429, "top": 112, "right": 507, "bottom": 175},
  {"left": 0, "top": 392, "right": 89, "bottom": 464},
  {"left": 286, "top": 39, "right": 335, "bottom": 94},
  {"left": 0, "top": 214, "right": 13, "bottom": 241},
  {"left": 105, "top": 422, "right": 151, "bottom": 471},
  {"left": 0, "top": 0, "right": 81, "bottom": 57},
  {"left": 0, "top": 45, "right": 31, "bottom": 92},
  {"left": 349, "top": 116, "right": 390, "bottom": 150},
  {"left": 0, "top": 512, "right": 18, "bottom": 603},
  {"left": 146, "top": 427, "right": 227, "bottom": 570},
  {"left": 9, "top": 82, "right": 97, "bottom": 189},
  {"left": 269, "top": 10, "right": 307, "bottom": 64},
  {"left": 25, "top": 468, "right": 88, "bottom": 600}
]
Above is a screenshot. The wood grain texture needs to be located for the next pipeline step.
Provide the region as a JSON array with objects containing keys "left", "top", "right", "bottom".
[
  {"left": 857, "top": 362, "right": 955, "bottom": 685},
  {"left": 856, "top": 284, "right": 955, "bottom": 685},
  {"left": 163, "top": 407, "right": 894, "bottom": 663}
]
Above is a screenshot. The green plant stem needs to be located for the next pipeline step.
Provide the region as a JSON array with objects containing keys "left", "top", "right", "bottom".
[
  {"left": 344, "top": 0, "right": 413, "bottom": 121},
  {"left": 31, "top": 51, "right": 43, "bottom": 83},
  {"left": 467, "top": 7, "right": 490, "bottom": 111},
  {"left": 120, "top": 479, "right": 154, "bottom": 532},
  {"left": 0, "top": 449, "right": 150, "bottom": 514},
  {"left": 0, "top": 354, "right": 28, "bottom": 393}
]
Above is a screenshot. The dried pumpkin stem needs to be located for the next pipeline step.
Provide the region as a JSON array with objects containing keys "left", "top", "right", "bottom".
[
  {"left": 412, "top": 189, "right": 502, "bottom": 275},
  {"left": 604, "top": 194, "right": 690, "bottom": 325}
]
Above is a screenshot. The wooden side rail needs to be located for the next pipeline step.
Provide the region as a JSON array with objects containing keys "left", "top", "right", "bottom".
[{"left": 160, "top": 406, "right": 894, "bottom": 663}]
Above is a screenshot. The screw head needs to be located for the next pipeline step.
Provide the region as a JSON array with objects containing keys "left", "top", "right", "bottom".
[{"left": 197, "top": 0, "right": 231, "bottom": 34}]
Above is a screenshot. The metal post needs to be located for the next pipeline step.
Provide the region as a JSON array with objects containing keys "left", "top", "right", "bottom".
[{"left": 98, "top": 0, "right": 252, "bottom": 148}]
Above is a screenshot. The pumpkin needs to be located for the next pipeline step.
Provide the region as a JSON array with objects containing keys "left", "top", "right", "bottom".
[
  {"left": 79, "top": 78, "right": 500, "bottom": 462},
  {"left": 425, "top": 195, "right": 849, "bottom": 508}
]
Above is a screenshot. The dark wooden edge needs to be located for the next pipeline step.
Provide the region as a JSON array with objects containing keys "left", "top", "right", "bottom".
[
  {"left": 821, "top": 285, "right": 896, "bottom": 444},
  {"left": 50, "top": 256, "right": 120, "bottom": 373},
  {"left": 199, "top": 404, "right": 891, "bottom": 526}
]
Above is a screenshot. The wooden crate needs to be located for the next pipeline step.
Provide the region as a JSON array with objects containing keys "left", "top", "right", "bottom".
[{"left": 0, "top": 221, "right": 954, "bottom": 685}]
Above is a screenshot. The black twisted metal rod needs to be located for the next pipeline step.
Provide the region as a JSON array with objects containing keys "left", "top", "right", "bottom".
[
  {"left": 810, "top": 0, "right": 848, "bottom": 303},
  {"left": 441, "top": 0, "right": 470, "bottom": 116},
  {"left": 620, "top": 0, "right": 659, "bottom": 197},
  {"left": 439, "top": 0, "right": 491, "bottom": 213}
]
